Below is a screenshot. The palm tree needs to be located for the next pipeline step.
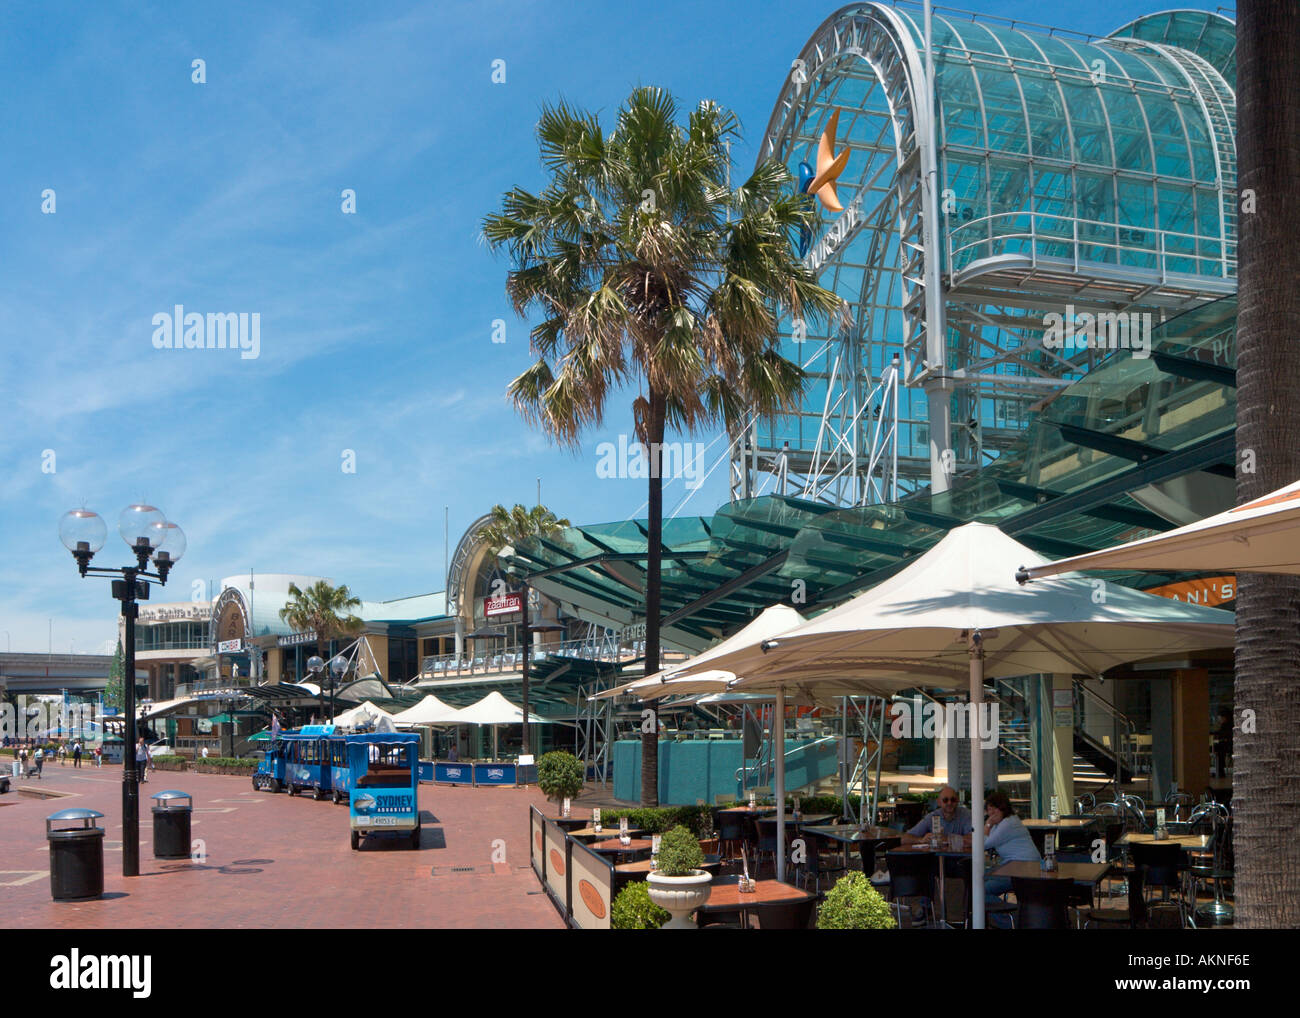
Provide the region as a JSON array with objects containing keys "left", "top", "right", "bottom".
[
  {"left": 483, "top": 87, "right": 840, "bottom": 804},
  {"left": 479, "top": 504, "right": 571, "bottom": 556},
  {"left": 479, "top": 503, "right": 571, "bottom": 755},
  {"left": 1233, "top": 0, "right": 1300, "bottom": 928},
  {"left": 279, "top": 581, "right": 365, "bottom": 714}
]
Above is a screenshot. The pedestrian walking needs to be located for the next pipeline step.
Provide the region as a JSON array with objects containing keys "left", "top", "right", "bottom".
[
  {"left": 135, "top": 738, "right": 149, "bottom": 784},
  {"left": 94, "top": 745, "right": 102, "bottom": 768},
  {"left": 18, "top": 746, "right": 28, "bottom": 777},
  {"left": 33, "top": 746, "right": 44, "bottom": 779},
  {"left": 72, "top": 740, "right": 83, "bottom": 768}
]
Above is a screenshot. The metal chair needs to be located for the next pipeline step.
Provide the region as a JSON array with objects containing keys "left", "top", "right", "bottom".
[
  {"left": 885, "top": 850, "right": 936, "bottom": 928},
  {"left": 716, "top": 809, "right": 746, "bottom": 862},
  {"left": 1083, "top": 865, "right": 1147, "bottom": 929},
  {"left": 1010, "top": 876, "right": 1075, "bottom": 930},
  {"left": 796, "top": 830, "right": 846, "bottom": 892},
  {"left": 750, "top": 897, "right": 817, "bottom": 930},
  {"left": 1130, "top": 842, "right": 1190, "bottom": 927}
]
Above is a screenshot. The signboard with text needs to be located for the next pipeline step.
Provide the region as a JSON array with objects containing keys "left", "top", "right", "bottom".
[
  {"left": 217, "top": 639, "right": 243, "bottom": 653},
  {"left": 484, "top": 593, "right": 523, "bottom": 618}
]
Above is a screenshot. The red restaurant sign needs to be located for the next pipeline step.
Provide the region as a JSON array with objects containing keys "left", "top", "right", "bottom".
[{"left": 484, "top": 593, "right": 523, "bottom": 617}]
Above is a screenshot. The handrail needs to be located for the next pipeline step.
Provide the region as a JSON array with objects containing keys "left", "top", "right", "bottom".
[{"left": 946, "top": 208, "right": 1234, "bottom": 281}]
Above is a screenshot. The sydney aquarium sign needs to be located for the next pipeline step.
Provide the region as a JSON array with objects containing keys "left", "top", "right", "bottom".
[{"left": 803, "top": 189, "right": 866, "bottom": 274}]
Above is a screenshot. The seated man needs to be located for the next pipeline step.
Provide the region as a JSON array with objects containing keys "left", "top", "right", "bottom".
[{"left": 901, "top": 786, "right": 973, "bottom": 848}]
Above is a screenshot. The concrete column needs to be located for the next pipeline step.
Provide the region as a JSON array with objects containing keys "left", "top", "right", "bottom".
[
  {"left": 1049, "top": 675, "right": 1074, "bottom": 815},
  {"left": 1171, "top": 668, "right": 1210, "bottom": 796},
  {"left": 1149, "top": 676, "right": 1174, "bottom": 801}
]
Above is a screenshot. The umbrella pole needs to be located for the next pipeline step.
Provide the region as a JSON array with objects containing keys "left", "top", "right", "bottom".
[
  {"left": 970, "top": 631, "right": 986, "bottom": 930},
  {"left": 775, "top": 685, "right": 786, "bottom": 883}
]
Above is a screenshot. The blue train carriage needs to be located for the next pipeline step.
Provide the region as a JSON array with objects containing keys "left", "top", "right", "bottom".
[
  {"left": 283, "top": 726, "right": 337, "bottom": 800},
  {"left": 326, "top": 735, "right": 353, "bottom": 804},
  {"left": 253, "top": 740, "right": 287, "bottom": 793},
  {"left": 348, "top": 732, "right": 421, "bottom": 850}
]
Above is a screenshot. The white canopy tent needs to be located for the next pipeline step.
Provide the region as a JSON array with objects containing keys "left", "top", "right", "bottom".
[
  {"left": 391, "top": 694, "right": 462, "bottom": 726},
  {"left": 450, "top": 690, "right": 553, "bottom": 761},
  {"left": 1017, "top": 477, "right": 1300, "bottom": 581},
  {"left": 332, "top": 700, "right": 398, "bottom": 729},
  {"left": 696, "top": 522, "right": 1235, "bottom": 927}
]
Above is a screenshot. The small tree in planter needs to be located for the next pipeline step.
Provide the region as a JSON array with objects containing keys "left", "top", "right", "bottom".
[
  {"left": 816, "top": 872, "right": 897, "bottom": 929},
  {"left": 611, "top": 880, "right": 670, "bottom": 929},
  {"left": 646, "top": 824, "right": 712, "bottom": 928},
  {"left": 537, "top": 751, "right": 583, "bottom": 814}
]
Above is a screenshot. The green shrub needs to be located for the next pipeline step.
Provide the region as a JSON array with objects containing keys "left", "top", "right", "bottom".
[
  {"left": 198, "top": 757, "right": 256, "bottom": 769},
  {"left": 611, "top": 880, "right": 669, "bottom": 929},
  {"left": 816, "top": 873, "right": 897, "bottom": 929},
  {"left": 537, "top": 751, "right": 583, "bottom": 804},
  {"left": 655, "top": 825, "right": 704, "bottom": 876},
  {"left": 601, "top": 805, "right": 714, "bottom": 836}
]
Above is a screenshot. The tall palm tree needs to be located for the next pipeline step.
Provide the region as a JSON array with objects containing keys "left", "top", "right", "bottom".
[
  {"left": 279, "top": 580, "right": 365, "bottom": 705},
  {"left": 1233, "top": 0, "right": 1300, "bottom": 928},
  {"left": 479, "top": 503, "right": 570, "bottom": 754},
  {"left": 483, "top": 87, "right": 840, "bottom": 804}
]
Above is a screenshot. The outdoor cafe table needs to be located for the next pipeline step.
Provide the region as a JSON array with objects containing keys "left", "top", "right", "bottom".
[
  {"left": 569, "top": 825, "right": 646, "bottom": 842},
  {"left": 695, "top": 873, "right": 816, "bottom": 928},
  {"left": 589, "top": 838, "right": 653, "bottom": 860},
  {"left": 990, "top": 859, "right": 1111, "bottom": 885},
  {"left": 802, "top": 825, "right": 904, "bottom": 871},
  {"left": 1023, "top": 817, "right": 1096, "bottom": 853},
  {"left": 1117, "top": 832, "right": 1212, "bottom": 850},
  {"left": 718, "top": 806, "right": 777, "bottom": 816},
  {"left": 546, "top": 816, "right": 589, "bottom": 832}
]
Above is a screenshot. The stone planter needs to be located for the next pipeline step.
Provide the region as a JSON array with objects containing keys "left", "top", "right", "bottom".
[{"left": 646, "top": 870, "right": 713, "bottom": 929}]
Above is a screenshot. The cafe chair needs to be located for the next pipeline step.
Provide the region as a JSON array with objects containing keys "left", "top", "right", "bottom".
[
  {"left": 754, "top": 818, "right": 780, "bottom": 876},
  {"left": 885, "top": 850, "right": 936, "bottom": 928},
  {"left": 716, "top": 810, "right": 746, "bottom": 862},
  {"left": 750, "top": 897, "right": 817, "bottom": 930},
  {"left": 951, "top": 857, "right": 1015, "bottom": 929},
  {"left": 1130, "top": 842, "right": 1190, "bottom": 927},
  {"left": 1083, "top": 865, "right": 1147, "bottom": 929},
  {"left": 796, "top": 831, "right": 845, "bottom": 892},
  {"left": 1010, "top": 876, "right": 1075, "bottom": 930}
]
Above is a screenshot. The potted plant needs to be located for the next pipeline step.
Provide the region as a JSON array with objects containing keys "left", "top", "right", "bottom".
[
  {"left": 611, "top": 880, "right": 670, "bottom": 929},
  {"left": 646, "top": 824, "right": 712, "bottom": 928},
  {"left": 536, "top": 750, "right": 583, "bottom": 814},
  {"left": 816, "top": 872, "right": 897, "bottom": 929}
]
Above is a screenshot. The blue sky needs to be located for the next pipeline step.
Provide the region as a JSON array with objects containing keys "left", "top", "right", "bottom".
[{"left": 0, "top": 0, "right": 1223, "bottom": 654}]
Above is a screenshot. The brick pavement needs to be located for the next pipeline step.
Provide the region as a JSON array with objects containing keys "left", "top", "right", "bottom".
[{"left": 0, "top": 762, "right": 564, "bottom": 928}]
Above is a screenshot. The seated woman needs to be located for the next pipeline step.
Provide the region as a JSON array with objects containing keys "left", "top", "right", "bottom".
[{"left": 982, "top": 790, "right": 1041, "bottom": 926}]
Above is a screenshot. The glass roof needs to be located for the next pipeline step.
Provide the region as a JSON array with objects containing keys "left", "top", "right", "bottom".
[
  {"left": 752, "top": 2, "right": 1237, "bottom": 499},
  {"left": 508, "top": 297, "right": 1237, "bottom": 648}
]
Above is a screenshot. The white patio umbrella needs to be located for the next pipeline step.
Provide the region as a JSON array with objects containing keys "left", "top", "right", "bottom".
[
  {"left": 700, "top": 522, "right": 1235, "bottom": 926},
  {"left": 451, "top": 690, "right": 552, "bottom": 761},
  {"left": 591, "top": 605, "right": 807, "bottom": 701},
  {"left": 1017, "top": 476, "right": 1300, "bottom": 581}
]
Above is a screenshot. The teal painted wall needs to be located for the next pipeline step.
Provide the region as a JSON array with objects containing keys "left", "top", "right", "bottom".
[{"left": 612, "top": 737, "right": 838, "bottom": 804}]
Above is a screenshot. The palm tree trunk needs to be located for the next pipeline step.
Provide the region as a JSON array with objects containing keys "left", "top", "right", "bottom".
[
  {"left": 1234, "top": 0, "right": 1300, "bottom": 928},
  {"left": 640, "top": 389, "right": 667, "bottom": 806}
]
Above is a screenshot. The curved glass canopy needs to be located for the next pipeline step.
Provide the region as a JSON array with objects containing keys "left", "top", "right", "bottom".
[{"left": 741, "top": 1, "right": 1236, "bottom": 507}]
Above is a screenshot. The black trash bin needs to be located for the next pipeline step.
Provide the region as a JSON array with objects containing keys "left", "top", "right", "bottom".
[
  {"left": 47, "top": 808, "right": 105, "bottom": 902},
  {"left": 151, "top": 790, "right": 193, "bottom": 859}
]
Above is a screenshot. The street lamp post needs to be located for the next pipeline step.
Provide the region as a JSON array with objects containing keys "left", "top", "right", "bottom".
[
  {"left": 59, "top": 504, "right": 185, "bottom": 878},
  {"left": 497, "top": 547, "right": 531, "bottom": 757},
  {"left": 328, "top": 655, "right": 347, "bottom": 724},
  {"left": 307, "top": 656, "right": 325, "bottom": 725}
]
